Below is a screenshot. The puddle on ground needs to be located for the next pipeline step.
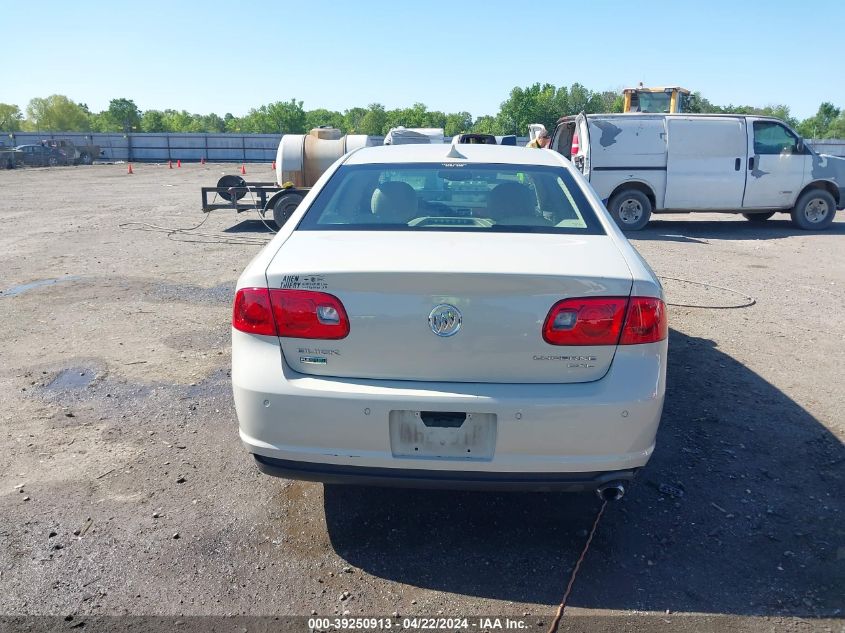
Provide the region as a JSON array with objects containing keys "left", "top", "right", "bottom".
[
  {"left": 1, "top": 276, "right": 81, "bottom": 297},
  {"left": 46, "top": 368, "right": 97, "bottom": 390}
]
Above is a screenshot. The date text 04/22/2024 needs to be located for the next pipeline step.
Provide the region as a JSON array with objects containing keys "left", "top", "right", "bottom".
[{"left": 307, "top": 617, "right": 529, "bottom": 630}]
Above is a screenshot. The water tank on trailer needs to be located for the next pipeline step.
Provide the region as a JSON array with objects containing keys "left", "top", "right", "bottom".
[{"left": 275, "top": 127, "right": 374, "bottom": 187}]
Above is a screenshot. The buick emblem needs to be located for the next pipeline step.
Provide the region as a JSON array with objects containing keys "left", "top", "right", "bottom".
[{"left": 428, "top": 304, "right": 462, "bottom": 337}]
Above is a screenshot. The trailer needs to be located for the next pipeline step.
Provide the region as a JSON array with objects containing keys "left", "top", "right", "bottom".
[
  {"left": 200, "top": 127, "right": 373, "bottom": 229},
  {"left": 200, "top": 176, "right": 307, "bottom": 229}
]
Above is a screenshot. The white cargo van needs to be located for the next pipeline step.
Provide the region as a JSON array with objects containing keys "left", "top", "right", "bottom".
[{"left": 551, "top": 114, "right": 845, "bottom": 230}]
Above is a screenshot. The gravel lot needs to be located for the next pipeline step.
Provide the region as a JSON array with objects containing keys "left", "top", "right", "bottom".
[{"left": 0, "top": 163, "right": 843, "bottom": 629}]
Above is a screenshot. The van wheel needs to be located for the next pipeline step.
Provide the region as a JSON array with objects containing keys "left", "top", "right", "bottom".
[
  {"left": 791, "top": 189, "right": 836, "bottom": 230},
  {"left": 608, "top": 189, "right": 652, "bottom": 231},
  {"left": 742, "top": 212, "right": 776, "bottom": 222}
]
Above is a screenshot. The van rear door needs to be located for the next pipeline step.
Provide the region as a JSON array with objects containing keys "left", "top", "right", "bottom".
[
  {"left": 663, "top": 117, "right": 747, "bottom": 209},
  {"left": 551, "top": 117, "right": 575, "bottom": 160},
  {"left": 572, "top": 113, "right": 591, "bottom": 179}
]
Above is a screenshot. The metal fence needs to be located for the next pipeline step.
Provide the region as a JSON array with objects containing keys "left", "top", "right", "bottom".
[
  {"left": 806, "top": 139, "right": 845, "bottom": 157},
  {"left": 0, "top": 132, "right": 284, "bottom": 162},
  {"left": 1, "top": 131, "right": 844, "bottom": 162}
]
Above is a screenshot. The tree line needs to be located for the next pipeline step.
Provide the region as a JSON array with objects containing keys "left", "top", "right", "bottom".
[{"left": 1, "top": 85, "right": 844, "bottom": 139}]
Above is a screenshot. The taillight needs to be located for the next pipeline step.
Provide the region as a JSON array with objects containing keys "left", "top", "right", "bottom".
[
  {"left": 543, "top": 297, "right": 627, "bottom": 346},
  {"left": 543, "top": 296, "right": 667, "bottom": 346},
  {"left": 232, "top": 288, "right": 350, "bottom": 339},
  {"left": 571, "top": 131, "right": 580, "bottom": 155},
  {"left": 270, "top": 289, "right": 349, "bottom": 339},
  {"left": 233, "top": 287, "right": 276, "bottom": 336},
  {"left": 619, "top": 297, "right": 668, "bottom": 345}
]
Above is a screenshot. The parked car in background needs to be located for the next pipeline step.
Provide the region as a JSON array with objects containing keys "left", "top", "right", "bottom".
[
  {"left": 14, "top": 144, "right": 70, "bottom": 167},
  {"left": 551, "top": 113, "right": 845, "bottom": 230},
  {"left": 232, "top": 143, "right": 667, "bottom": 496},
  {"left": 42, "top": 139, "right": 101, "bottom": 165}
]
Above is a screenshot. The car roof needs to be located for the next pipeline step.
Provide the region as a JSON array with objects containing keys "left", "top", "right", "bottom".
[{"left": 343, "top": 143, "right": 568, "bottom": 168}]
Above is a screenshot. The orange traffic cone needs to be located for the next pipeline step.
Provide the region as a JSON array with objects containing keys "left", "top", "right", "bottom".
[
  {"left": 177, "top": 159, "right": 182, "bottom": 168},
  {"left": 168, "top": 160, "right": 173, "bottom": 169},
  {"left": 127, "top": 163, "right": 133, "bottom": 174},
  {"left": 240, "top": 163, "right": 246, "bottom": 175},
  {"left": 271, "top": 160, "right": 276, "bottom": 170}
]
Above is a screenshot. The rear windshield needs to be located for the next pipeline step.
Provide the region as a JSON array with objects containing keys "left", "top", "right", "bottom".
[{"left": 296, "top": 163, "right": 605, "bottom": 234}]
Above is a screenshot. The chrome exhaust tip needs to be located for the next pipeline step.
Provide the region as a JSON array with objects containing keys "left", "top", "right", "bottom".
[{"left": 596, "top": 482, "right": 626, "bottom": 502}]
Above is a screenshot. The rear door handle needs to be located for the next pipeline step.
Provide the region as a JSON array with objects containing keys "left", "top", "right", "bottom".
[
  {"left": 735, "top": 158, "right": 741, "bottom": 171},
  {"left": 748, "top": 157, "right": 755, "bottom": 170}
]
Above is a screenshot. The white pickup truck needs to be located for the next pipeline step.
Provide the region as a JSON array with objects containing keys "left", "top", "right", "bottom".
[{"left": 551, "top": 113, "right": 845, "bottom": 230}]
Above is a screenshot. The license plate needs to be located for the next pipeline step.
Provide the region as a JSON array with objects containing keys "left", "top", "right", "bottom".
[{"left": 389, "top": 410, "right": 497, "bottom": 460}]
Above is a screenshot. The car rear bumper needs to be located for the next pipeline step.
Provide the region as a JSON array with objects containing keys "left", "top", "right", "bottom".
[
  {"left": 253, "top": 454, "right": 639, "bottom": 491},
  {"left": 233, "top": 330, "right": 667, "bottom": 487}
]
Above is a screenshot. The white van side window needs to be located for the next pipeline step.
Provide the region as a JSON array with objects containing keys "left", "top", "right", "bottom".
[{"left": 753, "top": 122, "right": 799, "bottom": 156}]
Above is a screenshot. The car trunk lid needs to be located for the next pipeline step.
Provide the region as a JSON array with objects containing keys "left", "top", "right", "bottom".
[{"left": 265, "top": 231, "right": 633, "bottom": 383}]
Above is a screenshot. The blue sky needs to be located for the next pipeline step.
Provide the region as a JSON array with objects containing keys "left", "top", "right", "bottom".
[{"left": 2, "top": 0, "right": 841, "bottom": 121}]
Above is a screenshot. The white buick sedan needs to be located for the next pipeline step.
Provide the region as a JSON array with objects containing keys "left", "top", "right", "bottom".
[{"left": 232, "top": 144, "right": 667, "bottom": 496}]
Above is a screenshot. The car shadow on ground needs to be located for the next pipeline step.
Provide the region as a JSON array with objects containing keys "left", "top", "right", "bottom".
[
  {"left": 223, "top": 219, "right": 276, "bottom": 233},
  {"left": 324, "top": 329, "right": 844, "bottom": 616},
  {"left": 632, "top": 216, "right": 845, "bottom": 242}
]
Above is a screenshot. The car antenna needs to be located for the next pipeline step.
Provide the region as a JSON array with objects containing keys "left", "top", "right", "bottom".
[{"left": 445, "top": 144, "right": 466, "bottom": 159}]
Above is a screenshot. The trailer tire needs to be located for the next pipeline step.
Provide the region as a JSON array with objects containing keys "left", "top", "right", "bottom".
[
  {"left": 608, "top": 189, "right": 652, "bottom": 231},
  {"left": 791, "top": 189, "right": 836, "bottom": 230},
  {"left": 742, "top": 212, "right": 776, "bottom": 222},
  {"left": 267, "top": 191, "right": 305, "bottom": 230},
  {"left": 79, "top": 152, "right": 93, "bottom": 165}
]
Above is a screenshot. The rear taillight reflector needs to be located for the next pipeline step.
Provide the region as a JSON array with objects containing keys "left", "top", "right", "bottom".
[
  {"left": 233, "top": 288, "right": 350, "bottom": 339},
  {"left": 543, "top": 296, "right": 668, "bottom": 346},
  {"left": 543, "top": 297, "right": 627, "bottom": 346},
  {"left": 619, "top": 297, "right": 668, "bottom": 345}
]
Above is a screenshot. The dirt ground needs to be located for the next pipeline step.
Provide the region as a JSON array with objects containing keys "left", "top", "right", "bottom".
[{"left": 0, "top": 163, "right": 843, "bottom": 629}]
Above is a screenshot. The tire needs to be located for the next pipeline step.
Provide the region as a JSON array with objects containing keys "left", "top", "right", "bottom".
[
  {"left": 790, "top": 189, "right": 837, "bottom": 230},
  {"left": 269, "top": 191, "right": 305, "bottom": 230},
  {"left": 79, "top": 152, "right": 92, "bottom": 165},
  {"left": 608, "top": 189, "right": 652, "bottom": 231},
  {"left": 48, "top": 156, "right": 58, "bottom": 167},
  {"left": 742, "top": 212, "right": 776, "bottom": 222}
]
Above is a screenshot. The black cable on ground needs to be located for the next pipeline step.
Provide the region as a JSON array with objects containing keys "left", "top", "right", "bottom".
[
  {"left": 658, "top": 275, "right": 756, "bottom": 309},
  {"left": 547, "top": 500, "right": 608, "bottom": 633},
  {"left": 118, "top": 189, "right": 275, "bottom": 246}
]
